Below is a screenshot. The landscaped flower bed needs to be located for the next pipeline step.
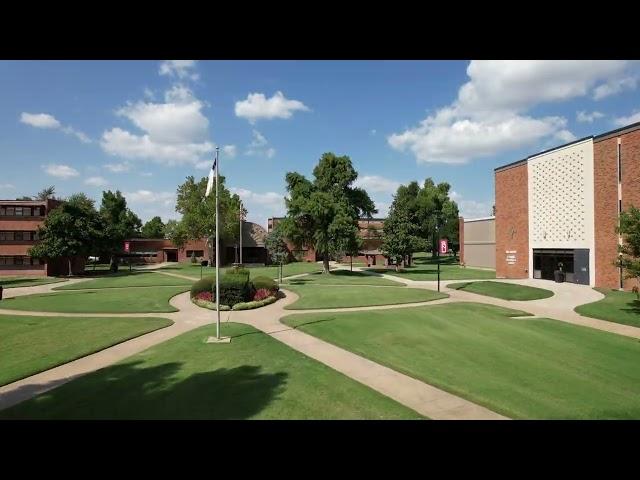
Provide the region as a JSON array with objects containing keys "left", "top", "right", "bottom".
[{"left": 190, "top": 273, "right": 280, "bottom": 311}]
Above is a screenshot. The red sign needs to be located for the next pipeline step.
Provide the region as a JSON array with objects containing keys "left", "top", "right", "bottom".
[
  {"left": 124, "top": 241, "right": 130, "bottom": 253},
  {"left": 439, "top": 239, "right": 448, "bottom": 254}
]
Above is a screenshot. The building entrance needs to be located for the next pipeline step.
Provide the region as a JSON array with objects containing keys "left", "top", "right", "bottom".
[
  {"left": 532, "top": 249, "right": 589, "bottom": 285},
  {"left": 165, "top": 249, "right": 178, "bottom": 262}
]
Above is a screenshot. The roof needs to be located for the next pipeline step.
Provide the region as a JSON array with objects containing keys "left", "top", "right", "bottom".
[
  {"left": 495, "top": 119, "right": 640, "bottom": 172},
  {"left": 0, "top": 200, "right": 49, "bottom": 205},
  {"left": 241, "top": 221, "right": 268, "bottom": 248},
  {"left": 464, "top": 216, "right": 495, "bottom": 223}
]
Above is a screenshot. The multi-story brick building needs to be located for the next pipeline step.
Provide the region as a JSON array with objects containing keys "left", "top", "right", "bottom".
[
  {"left": 0, "top": 199, "right": 84, "bottom": 276},
  {"left": 267, "top": 217, "right": 387, "bottom": 266},
  {"left": 495, "top": 121, "right": 640, "bottom": 290}
]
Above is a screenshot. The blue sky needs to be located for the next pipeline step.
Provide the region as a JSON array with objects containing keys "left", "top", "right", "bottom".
[{"left": 1, "top": 60, "right": 639, "bottom": 228}]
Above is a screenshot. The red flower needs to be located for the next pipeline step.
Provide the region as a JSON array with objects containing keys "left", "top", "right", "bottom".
[
  {"left": 253, "top": 288, "right": 271, "bottom": 301},
  {"left": 196, "top": 291, "right": 213, "bottom": 302}
]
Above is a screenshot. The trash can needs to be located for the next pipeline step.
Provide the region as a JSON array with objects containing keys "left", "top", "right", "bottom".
[
  {"left": 553, "top": 270, "right": 565, "bottom": 283},
  {"left": 0, "top": 285, "right": 3, "bottom": 301},
  {"left": 201, "top": 260, "right": 209, "bottom": 267}
]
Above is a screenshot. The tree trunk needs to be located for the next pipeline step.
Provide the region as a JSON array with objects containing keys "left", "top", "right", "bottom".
[
  {"left": 396, "top": 262, "right": 400, "bottom": 272},
  {"left": 109, "top": 254, "right": 118, "bottom": 273},
  {"left": 323, "top": 256, "right": 330, "bottom": 274},
  {"left": 68, "top": 257, "right": 72, "bottom": 277},
  {"left": 350, "top": 255, "right": 353, "bottom": 272}
]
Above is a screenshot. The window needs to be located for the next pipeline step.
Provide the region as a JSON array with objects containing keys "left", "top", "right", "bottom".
[
  {"left": 14, "top": 207, "right": 23, "bottom": 216},
  {"left": 0, "top": 232, "right": 14, "bottom": 241},
  {"left": 6, "top": 207, "right": 14, "bottom": 216},
  {"left": 14, "top": 256, "right": 23, "bottom": 265},
  {"left": 23, "top": 207, "right": 32, "bottom": 216},
  {"left": 186, "top": 250, "right": 205, "bottom": 257},
  {"left": 15, "top": 232, "right": 24, "bottom": 241},
  {"left": 0, "top": 207, "right": 5, "bottom": 215},
  {"left": 0, "top": 256, "right": 10, "bottom": 265}
]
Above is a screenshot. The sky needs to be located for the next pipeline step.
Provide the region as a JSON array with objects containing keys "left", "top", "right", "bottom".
[{"left": 1, "top": 60, "right": 639, "bottom": 229}]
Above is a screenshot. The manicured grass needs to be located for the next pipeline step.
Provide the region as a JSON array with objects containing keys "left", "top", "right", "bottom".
[
  {"left": 284, "top": 270, "right": 404, "bottom": 287},
  {"left": 447, "top": 281, "right": 554, "bottom": 301},
  {"left": 368, "top": 263, "right": 495, "bottom": 281},
  {"left": 159, "top": 261, "right": 323, "bottom": 279},
  {"left": 54, "top": 271, "right": 194, "bottom": 290},
  {"left": 282, "top": 302, "right": 640, "bottom": 419},
  {"left": 0, "top": 314, "right": 172, "bottom": 386},
  {"left": 0, "top": 286, "right": 189, "bottom": 313},
  {"left": 0, "top": 322, "right": 423, "bottom": 419},
  {"left": 575, "top": 288, "right": 640, "bottom": 328},
  {"left": 0, "top": 276, "right": 68, "bottom": 289},
  {"left": 283, "top": 284, "right": 447, "bottom": 310}
]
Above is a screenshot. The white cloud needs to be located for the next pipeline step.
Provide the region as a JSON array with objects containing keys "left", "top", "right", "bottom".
[
  {"left": 0, "top": 183, "right": 15, "bottom": 191},
  {"left": 370, "top": 129, "right": 377, "bottom": 136},
  {"left": 222, "top": 145, "right": 237, "bottom": 158},
  {"left": 614, "top": 111, "right": 640, "bottom": 127},
  {"left": 354, "top": 175, "right": 401, "bottom": 194},
  {"left": 374, "top": 201, "right": 390, "bottom": 217},
  {"left": 44, "top": 164, "right": 79, "bottom": 179},
  {"left": 159, "top": 60, "right": 199, "bottom": 81},
  {"left": 143, "top": 87, "right": 154, "bottom": 99},
  {"left": 140, "top": 172, "right": 153, "bottom": 177},
  {"left": 125, "top": 189, "right": 175, "bottom": 204},
  {"left": 554, "top": 129, "right": 577, "bottom": 143},
  {"left": 124, "top": 189, "right": 179, "bottom": 223},
  {"left": 593, "top": 76, "right": 638, "bottom": 100},
  {"left": 104, "top": 162, "right": 131, "bottom": 173},
  {"left": 229, "top": 187, "right": 285, "bottom": 227},
  {"left": 246, "top": 130, "right": 276, "bottom": 158},
  {"left": 577, "top": 111, "right": 605, "bottom": 123},
  {"left": 451, "top": 190, "right": 493, "bottom": 219},
  {"left": 84, "top": 176, "right": 109, "bottom": 187},
  {"left": 101, "top": 83, "right": 214, "bottom": 167},
  {"left": 20, "top": 112, "right": 90, "bottom": 143},
  {"left": 389, "top": 60, "right": 635, "bottom": 164},
  {"left": 235, "top": 91, "right": 309, "bottom": 123},
  {"left": 20, "top": 112, "right": 61, "bottom": 128}
]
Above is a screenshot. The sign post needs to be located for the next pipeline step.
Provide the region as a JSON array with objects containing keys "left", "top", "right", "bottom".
[{"left": 438, "top": 238, "right": 448, "bottom": 292}]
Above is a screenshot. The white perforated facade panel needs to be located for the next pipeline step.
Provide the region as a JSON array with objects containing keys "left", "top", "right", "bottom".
[{"left": 527, "top": 138, "right": 596, "bottom": 286}]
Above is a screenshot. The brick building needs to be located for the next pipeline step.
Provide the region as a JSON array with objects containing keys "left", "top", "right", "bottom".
[
  {"left": 495, "top": 121, "right": 640, "bottom": 290},
  {"left": 459, "top": 216, "right": 495, "bottom": 269},
  {"left": 0, "top": 199, "right": 85, "bottom": 276},
  {"left": 267, "top": 217, "right": 387, "bottom": 266},
  {"left": 123, "top": 221, "right": 268, "bottom": 266}
]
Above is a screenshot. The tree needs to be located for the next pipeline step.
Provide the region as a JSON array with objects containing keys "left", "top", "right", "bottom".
[
  {"left": 99, "top": 190, "right": 142, "bottom": 272},
  {"left": 618, "top": 206, "right": 640, "bottom": 296},
  {"left": 29, "top": 194, "right": 103, "bottom": 276},
  {"left": 381, "top": 196, "right": 422, "bottom": 271},
  {"left": 415, "top": 178, "right": 459, "bottom": 258},
  {"left": 36, "top": 186, "right": 56, "bottom": 201},
  {"left": 265, "top": 225, "right": 290, "bottom": 283},
  {"left": 141, "top": 216, "right": 166, "bottom": 238},
  {"left": 281, "top": 152, "right": 376, "bottom": 273},
  {"left": 172, "top": 175, "right": 241, "bottom": 265},
  {"left": 16, "top": 196, "right": 33, "bottom": 200}
]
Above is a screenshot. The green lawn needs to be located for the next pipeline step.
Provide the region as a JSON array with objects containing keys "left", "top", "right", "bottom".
[
  {"left": 282, "top": 302, "right": 640, "bottom": 419},
  {"left": 447, "top": 281, "right": 554, "bottom": 301},
  {"left": 367, "top": 263, "right": 495, "bottom": 281},
  {"left": 54, "top": 271, "right": 194, "bottom": 290},
  {"left": 0, "top": 314, "right": 172, "bottom": 386},
  {"left": 0, "top": 276, "right": 68, "bottom": 289},
  {"left": 0, "top": 322, "right": 423, "bottom": 419},
  {"left": 283, "top": 284, "right": 447, "bottom": 310},
  {"left": 575, "top": 288, "right": 640, "bottom": 328},
  {"left": 284, "top": 270, "right": 404, "bottom": 287},
  {"left": 0, "top": 285, "right": 189, "bottom": 313},
  {"left": 159, "top": 261, "right": 323, "bottom": 279}
]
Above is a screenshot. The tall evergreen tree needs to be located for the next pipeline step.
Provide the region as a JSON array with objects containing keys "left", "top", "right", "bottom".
[
  {"left": 141, "top": 216, "right": 166, "bottom": 238},
  {"left": 99, "top": 190, "right": 142, "bottom": 272}
]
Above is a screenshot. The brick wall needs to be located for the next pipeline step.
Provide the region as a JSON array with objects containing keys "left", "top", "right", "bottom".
[
  {"left": 458, "top": 217, "right": 464, "bottom": 264},
  {"left": 621, "top": 129, "right": 640, "bottom": 290},
  {"left": 593, "top": 137, "right": 620, "bottom": 289},
  {"left": 495, "top": 163, "right": 529, "bottom": 279}
]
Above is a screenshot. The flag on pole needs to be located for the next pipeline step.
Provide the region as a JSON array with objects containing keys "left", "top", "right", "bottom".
[{"left": 205, "top": 156, "right": 217, "bottom": 197}]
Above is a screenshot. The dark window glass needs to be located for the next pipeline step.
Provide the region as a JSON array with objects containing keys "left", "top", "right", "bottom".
[
  {"left": 15, "top": 207, "right": 23, "bottom": 216},
  {"left": 14, "top": 256, "right": 23, "bottom": 265},
  {"left": 6, "top": 207, "right": 14, "bottom": 215},
  {"left": 23, "top": 207, "right": 32, "bottom": 216},
  {"left": 15, "top": 232, "right": 23, "bottom": 241},
  {"left": 0, "top": 207, "right": 5, "bottom": 215}
]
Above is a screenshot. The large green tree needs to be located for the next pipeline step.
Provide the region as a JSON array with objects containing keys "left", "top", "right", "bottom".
[
  {"left": 281, "top": 152, "right": 376, "bottom": 273},
  {"left": 415, "top": 178, "right": 459, "bottom": 257},
  {"left": 381, "top": 192, "right": 423, "bottom": 271},
  {"left": 141, "top": 216, "right": 166, "bottom": 238},
  {"left": 29, "top": 194, "right": 103, "bottom": 276},
  {"left": 99, "top": 190, "right": 142, "bottom": 272},
  {"left": 170, "top": 175, "right": 242, "bottom": 265},
  {"left": 36, "top": 186, "right": 56, "bottom": 201},
  {"left": 618, "top": 206, "right": 640, "bottom": 294}
]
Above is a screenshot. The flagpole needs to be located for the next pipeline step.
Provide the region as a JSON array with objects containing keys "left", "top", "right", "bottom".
[
  {"left": 215, "top": 146, "right": 220, "bottom": 339},
  {"left": 239, "top": 200, "right": 243, "bottom": 265}
]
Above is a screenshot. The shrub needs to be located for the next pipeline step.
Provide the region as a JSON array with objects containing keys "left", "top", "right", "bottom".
[
  {"left": 192, "top": 297, "right": 231, "bottom": 311},
  {"left": 220, "top": 272, "right": 251, "bottom": 306},
  {"left": 232, "top": 295, "right": 277, "bottom": 311},
  {"left": 190, "top": 275, "right": 215, "bottom": 299},
  {"left": 254, "top": 288, "right": 271, "bottom": 301},
  {"left": 227, "top": 266, "right": 250, "bottom": 278},
  {"left": 252, "top": 276, "right": 279, "bottom": 294}
]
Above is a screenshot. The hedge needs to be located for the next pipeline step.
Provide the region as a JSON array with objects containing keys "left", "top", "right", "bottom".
[
  {"left": 192, "top": 298, "right": 231, "bottom": 311},
  {"left": 220, "top": 272, "right": 251, "bottom": 306},
  {"left": 252, "top": 276, "right": 279, "bottom": 294},
  {"left": 190, "top": 276, "right": 215, "bottom": 299},
  {"left": 231, "top": 295, "right": 278, "bottom": 311}
]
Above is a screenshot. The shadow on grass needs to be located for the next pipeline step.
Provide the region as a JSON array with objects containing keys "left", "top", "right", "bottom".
[
  {"left": 285, "top": 270, "right": 384, "bottom": 285},
  {"left": 622, "top": 299, "right": 640, "bottom": 316},
  {"left": 0, "top": 360, "right": 288, "bottom": 420},
  {"left": 0, "top": 278, "right": 57, "bottom": 287}
]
